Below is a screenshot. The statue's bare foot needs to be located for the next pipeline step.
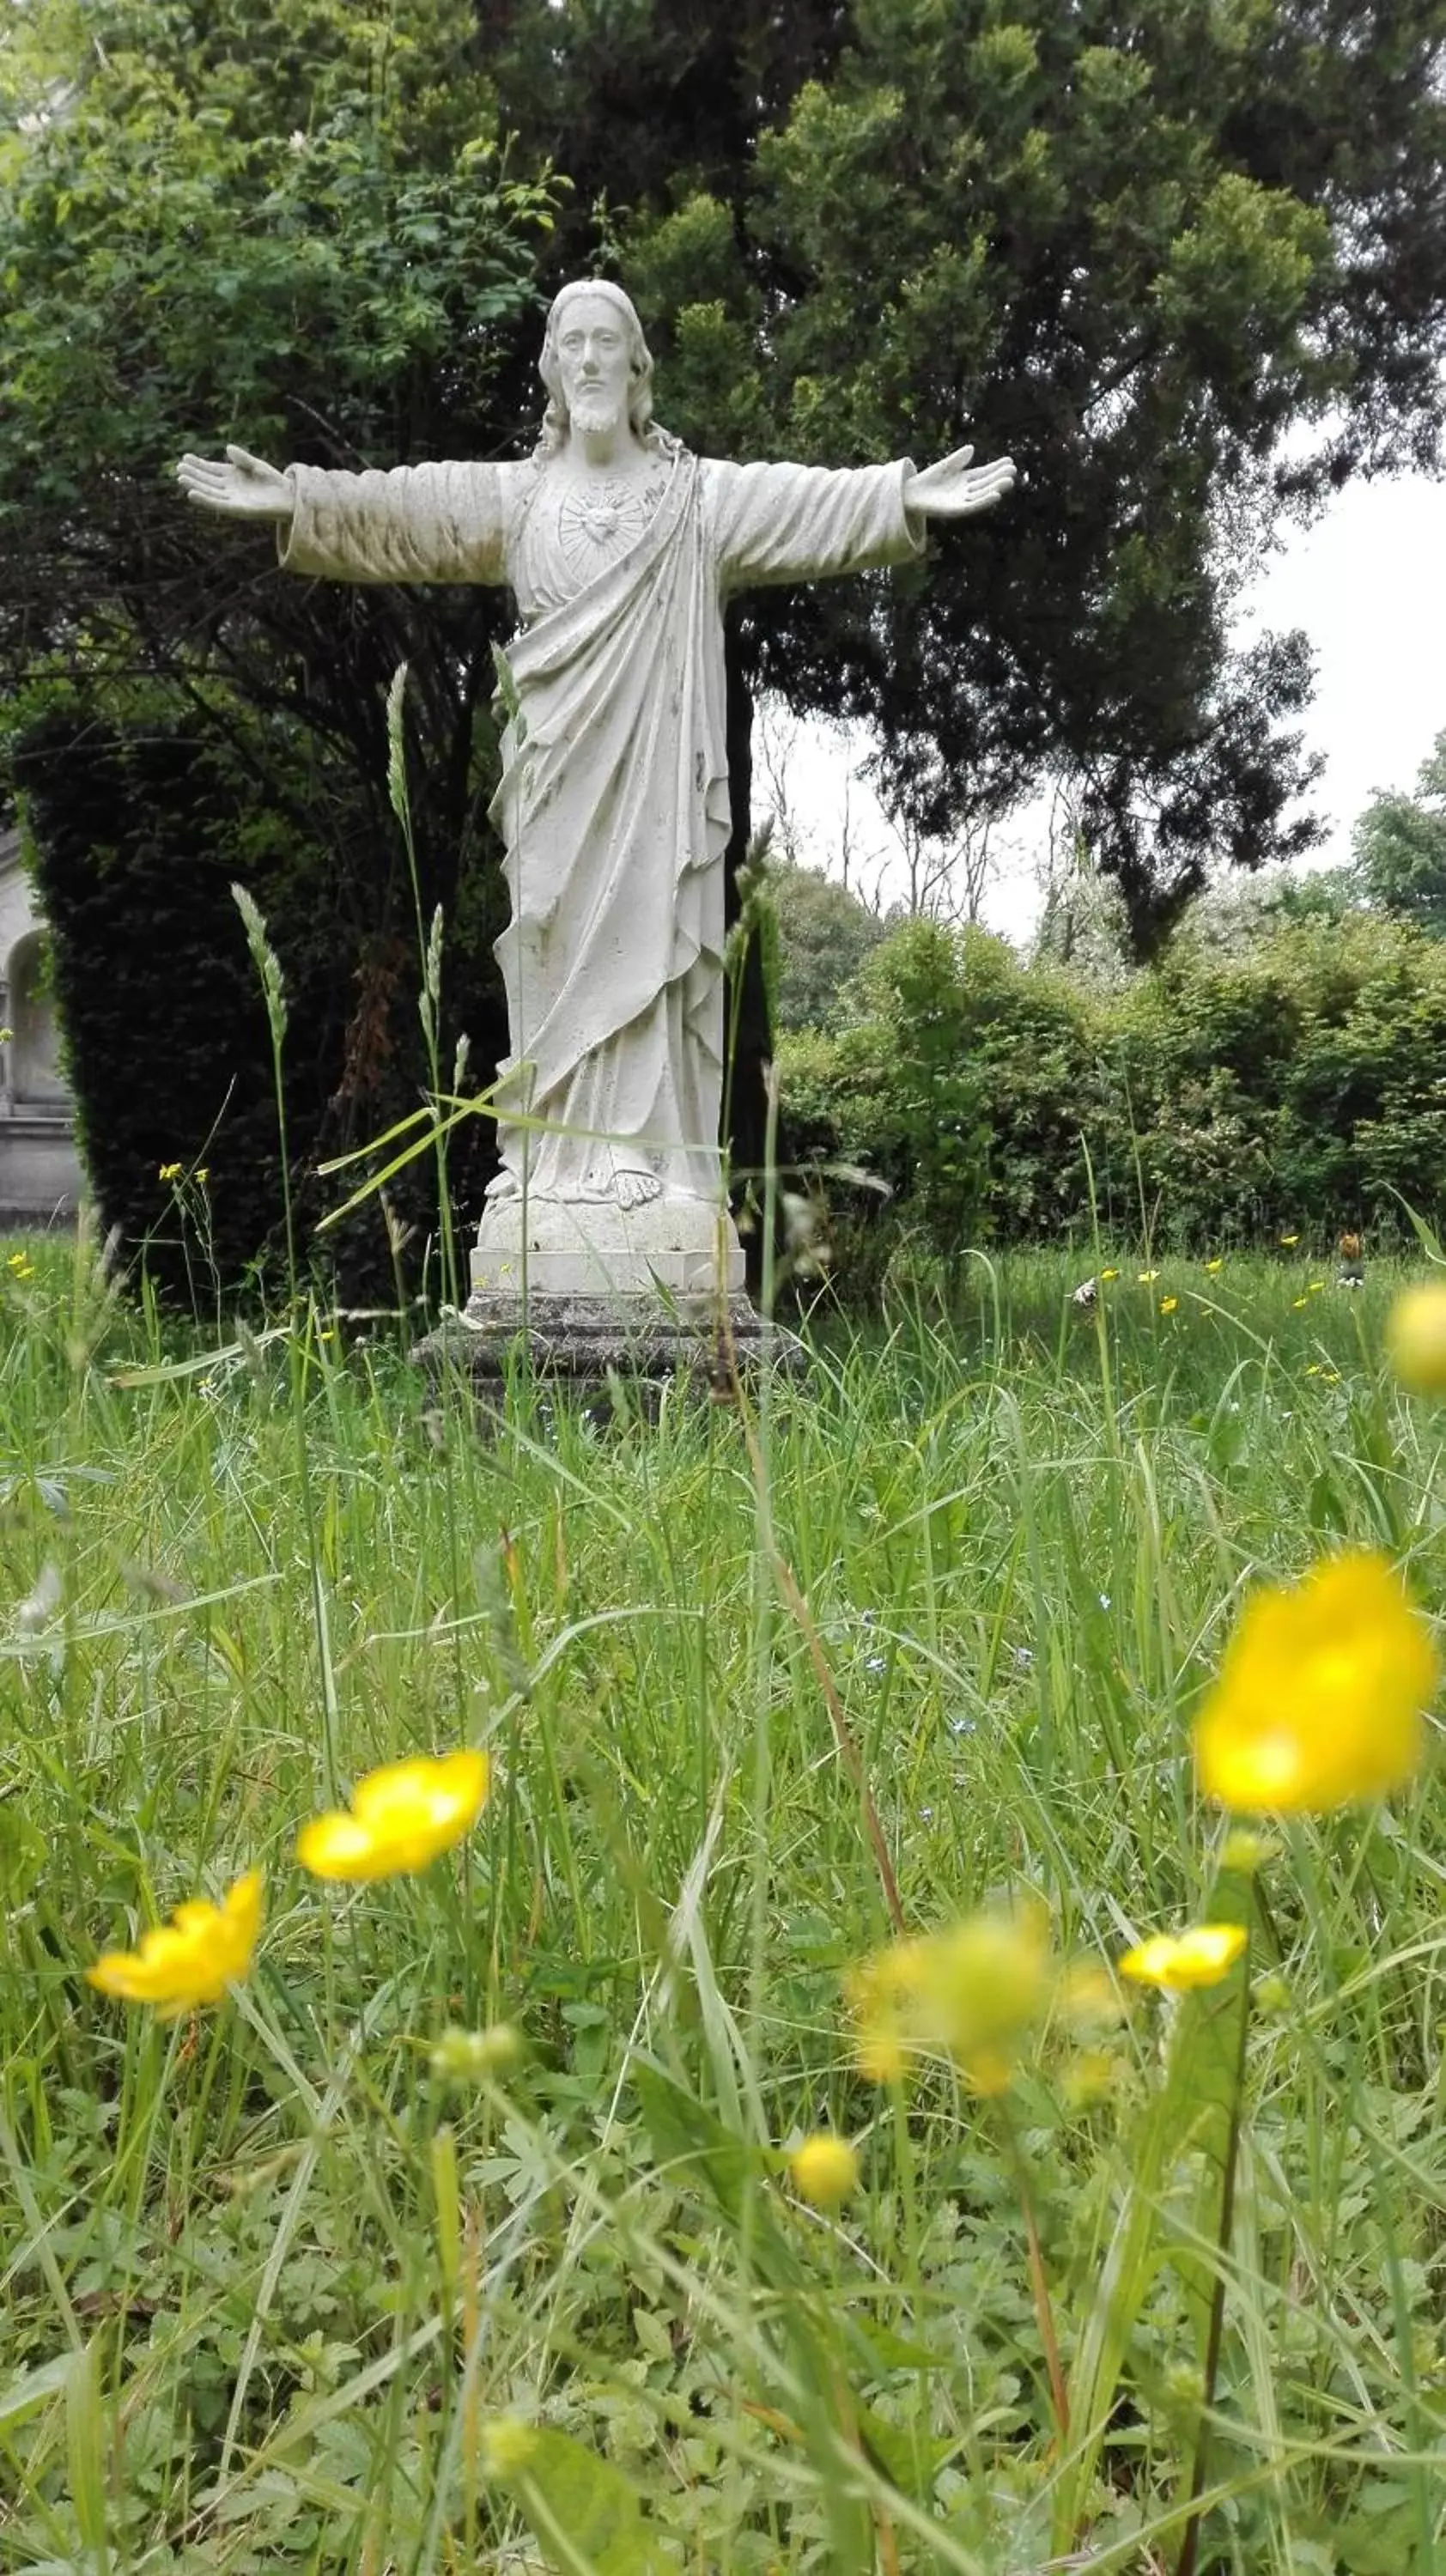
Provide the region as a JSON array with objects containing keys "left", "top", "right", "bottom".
[{"left": 615, "top": 1168, "right": 661, "bottom": 1212}]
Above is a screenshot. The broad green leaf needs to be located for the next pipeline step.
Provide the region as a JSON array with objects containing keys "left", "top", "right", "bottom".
[
  {"left": 0, "top": 2355, "right": 70, "bottom": 2433},
  {"left": 490, "top": 2427, "right": 677, "bottom": 2576}
]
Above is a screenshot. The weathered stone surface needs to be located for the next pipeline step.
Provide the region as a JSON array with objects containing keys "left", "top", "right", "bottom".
[
  {"left": 470, "top": 1188, "right": 745, "bottom": 1300},
  {"left": 413, "top": 1289, "right": 807, "bottom": 1403},
  {"left": 0, "top": 827, "right": 84, "bottom": 1225}
]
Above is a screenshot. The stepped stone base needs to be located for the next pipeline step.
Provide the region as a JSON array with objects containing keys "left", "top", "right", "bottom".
[
  {"left": 414, "top": 1288, "right": 807, "bottom": 1403},
  {"left": 411, "top": 1188, "right": 806, "bottom": 1402}
]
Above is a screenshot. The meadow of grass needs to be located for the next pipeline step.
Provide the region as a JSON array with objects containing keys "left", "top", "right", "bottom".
[{"left": 1, "top": 1226, "right": 1443, "bottom": 2574}]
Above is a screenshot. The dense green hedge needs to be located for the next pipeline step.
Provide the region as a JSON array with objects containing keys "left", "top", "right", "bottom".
[
  {"left": 777, "top": 912, "right": 1446, "bottom": 1273},
  {"left": 10, "top": 698, "right": 322, "bottom": 1300},
  {"left": 8, "top": 689, "right": 494, "bottom": 1307}
]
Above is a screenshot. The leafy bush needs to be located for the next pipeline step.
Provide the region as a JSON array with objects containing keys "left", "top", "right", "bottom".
[{"left": 779, "top": 908, "right": 1446, "bottom": 1275}]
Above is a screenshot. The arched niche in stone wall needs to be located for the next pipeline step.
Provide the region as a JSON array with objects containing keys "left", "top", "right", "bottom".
[{"left": 8, "top": 930, "right": 68, "bottom": 1106}]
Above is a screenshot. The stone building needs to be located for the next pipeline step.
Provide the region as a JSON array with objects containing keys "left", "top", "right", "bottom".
[{"left": 0, "top": 824, "right": 84, "bottom": 1224}]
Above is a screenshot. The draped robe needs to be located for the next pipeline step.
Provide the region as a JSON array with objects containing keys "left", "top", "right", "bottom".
[{"left": 282, "top": 445, "right": 924, "bottom": 1204}]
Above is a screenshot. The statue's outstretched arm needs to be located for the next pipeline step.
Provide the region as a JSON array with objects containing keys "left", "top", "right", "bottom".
[
  {"left": 175, "top": 447, "right": 509, "bottom": 587},
  {"left": 711, "top": 445, "right": 1016, "bottom": 594}
]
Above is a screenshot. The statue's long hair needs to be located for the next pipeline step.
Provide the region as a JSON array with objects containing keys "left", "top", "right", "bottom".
[{"left": 534, "top": 279, "right": 678, "bottom": 459}]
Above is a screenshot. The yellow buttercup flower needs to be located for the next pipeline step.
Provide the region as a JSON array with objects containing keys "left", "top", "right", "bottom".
[
  {"left": 1100, "top": 1267, "right": 1120, "bottom": 1282},
  {"left": 788, "top": 2131, "right": 860, "bottom": 2210},
  {"left": 1159, "top": 1295, "right": 1178, "bottom": 1315},
  {"left": 1386, "top": 1282, "right": 1446, "bottom": 1395},
  {"left": 1194, "top": 1552, "right": 1437, "bottom": 1814},
  {"left": 158, "top": 1161, "right": 182, "bottom": 1182},
  {"left": 1137, "top": 1268, "right": 1158, "bottom": 1283},
  {"left": 298, "top": 1748, "right": 490, "bottom": 1881},
  {"left": 1120, "top": 1922, "right": 1247, "bottom": 1991},
  {"left": 1204, "top": 1257, "right": 1224, "bottom": 1274},
  {"left": 88, "top": 1869, "right": 263, "bottom": 2017},
  {"left": 848, "top": 1901, "right": 1051, "bottom": 2093},
  {"left": 1279, "top": 1233, "right": 1299, "bottom": 1248}
]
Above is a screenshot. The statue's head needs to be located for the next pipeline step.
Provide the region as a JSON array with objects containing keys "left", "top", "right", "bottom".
[{"left": 536, "top": 279, "right": 673, "bottom": 457}]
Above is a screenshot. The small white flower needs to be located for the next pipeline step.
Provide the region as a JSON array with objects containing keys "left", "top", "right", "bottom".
[
  {"left": 1098, "top": 1593, "right": 1111, "bottom": 1611},
  {"left": 289, "top": 128, "right": 308, "bottom": 153},
  {"left": 16, "top": 1561, "right": 62, "bottom": 1632}
]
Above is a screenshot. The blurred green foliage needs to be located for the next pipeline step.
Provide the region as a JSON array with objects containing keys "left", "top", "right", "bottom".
[
  {"left": 1351, "top": 730, "right": 1446, "bottom": 939},
  {"left": 779, "top": 906, "right": 1446, "bottom": 1273}
]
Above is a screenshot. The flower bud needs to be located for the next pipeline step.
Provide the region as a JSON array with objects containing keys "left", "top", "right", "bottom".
[
  {"left": 787, "top": 2131, "right": 860, "bottom": 2211},
  {"left": 430, "top": 2022, "right": 524, "bottom": 2084},
  {"left": 480, "top": 2415, "right": 539, "bottom": 2476},
  {"left": 1387, "top": 1282, "right": 1446, "bottom": 1394}
]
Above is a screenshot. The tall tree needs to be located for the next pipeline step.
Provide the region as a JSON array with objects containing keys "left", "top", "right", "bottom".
[
  {"left": 0, "top": 0, "right": 556, "bottom": 1261},
  {"left": 767, "top": 860, "right": 889, "bottom": 1030},
  {"left": 1352, "top": 731, "right": 1446, "bottom": 934},
  {"left": 598, "top": 0, "right": 1446, "bottom": 951}
]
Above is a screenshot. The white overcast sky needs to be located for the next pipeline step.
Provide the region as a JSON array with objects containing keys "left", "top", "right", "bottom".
[{"left": 769, "top": 468, "right": 1446, "bottom": 944}]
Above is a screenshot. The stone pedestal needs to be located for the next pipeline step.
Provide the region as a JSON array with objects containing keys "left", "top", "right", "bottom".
[
  {"left": 470, "top": 1188, "right": 747, "bottom": 1302},
  {"left": 413, "top": 1190, "right": 805, "bottom": 1400}
]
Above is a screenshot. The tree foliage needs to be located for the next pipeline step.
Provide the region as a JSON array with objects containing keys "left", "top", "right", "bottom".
[
  {"left": 609, "top": 0, "right": 1446, "bottom": 949},
  {"left": 1351, "top": 730, "right": 1446, "bottom": 936},
  {"left": 767, "top": 860, "right": 888, "bottom": 1030},
  {"left": 0, "top": 0, "right": 556, "bottom": 1281}
]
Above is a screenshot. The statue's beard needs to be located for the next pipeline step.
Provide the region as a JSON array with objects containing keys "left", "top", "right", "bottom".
[{"left": 568, "top": 386, "right": 628, "bottom": 438}]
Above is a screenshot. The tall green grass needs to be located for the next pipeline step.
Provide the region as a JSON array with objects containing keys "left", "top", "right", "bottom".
[{"left": 1, "top": 1228, "right": 1442, "bottom": 2573}]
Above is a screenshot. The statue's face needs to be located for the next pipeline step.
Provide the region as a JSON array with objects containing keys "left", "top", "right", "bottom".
[{"left": 554, "top": 294, "right": 634, "bottom": 437}]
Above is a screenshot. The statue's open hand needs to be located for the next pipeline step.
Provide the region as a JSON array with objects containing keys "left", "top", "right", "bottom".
[
  {"left": 903, "top": 445, "right": 1017, "bottom": 522},
  {"left": 175, "top": 444, "right": 294, "bottom": 524}
]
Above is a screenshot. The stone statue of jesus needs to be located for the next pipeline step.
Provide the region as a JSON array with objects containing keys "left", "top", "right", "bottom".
[{"left": 179, "top": 280, "right": 1013, "bottom": 1302}]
